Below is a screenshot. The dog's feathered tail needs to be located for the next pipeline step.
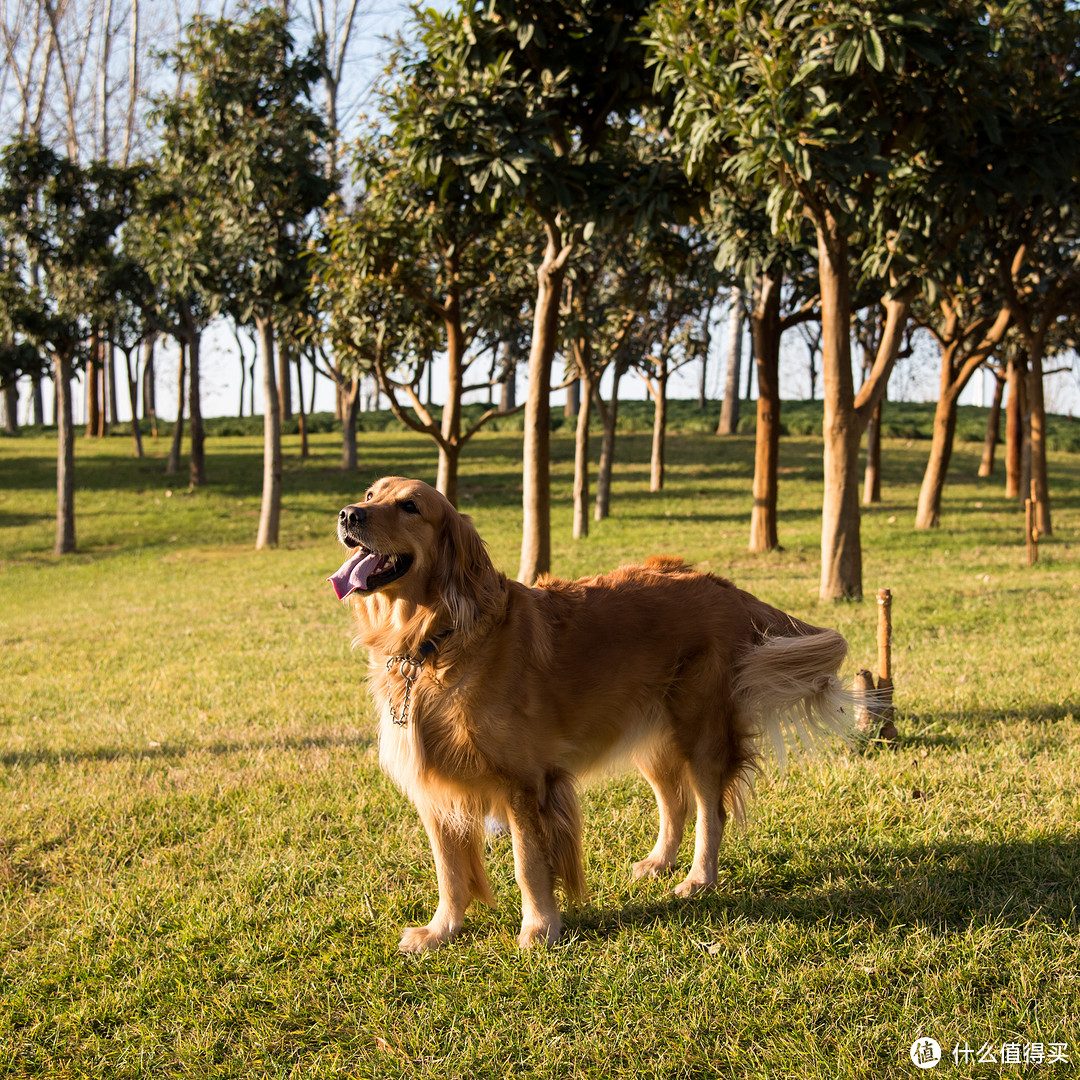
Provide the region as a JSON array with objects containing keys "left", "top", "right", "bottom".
[{"left": 734, "top": 622, "right": 855, "bottom": 770}]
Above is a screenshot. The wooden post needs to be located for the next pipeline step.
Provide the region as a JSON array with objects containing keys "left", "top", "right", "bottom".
[
  {"left": 876, "top": 588, "right": 892, "bottom": 684},
  {"left": 876, "top": 588, "right": 896, "bottom": 739},
  {"left": 1026, "top": 479, "right": 1039, "bottom": 565}
]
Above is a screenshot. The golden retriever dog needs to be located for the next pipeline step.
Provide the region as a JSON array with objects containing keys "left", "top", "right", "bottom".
[{"left": 329, "top": 476, "right": 852, "bottom": 953}]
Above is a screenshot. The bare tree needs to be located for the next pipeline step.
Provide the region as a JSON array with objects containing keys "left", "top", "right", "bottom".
[
  {"left": 308, "top": 0, "right": 367, "bottom": 175},
  {"left": 1, "top": 0, "right": 56, "bottom": 137}
]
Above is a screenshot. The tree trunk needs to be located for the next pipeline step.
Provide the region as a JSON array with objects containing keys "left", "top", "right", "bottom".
[
  {"left": 55, "top": 352, "right": 76, "bottom": 554},
  {"left": 437, "top": 303, "right": 465, "bottom": 508},
  {"left": 188, "top": 323, "right": 206, "bottom": 487},
  {"left": 1020, "top": 387, "right": 1032, "bottom": 506},
  {"left": 595, "top": 364, "right": 623, "bottom": 523},
  {"left": 2, "top": 384, "right": 17, "bottom": 434},
  {"left": 295, "top": 351, "right": 308, "bottom": 462},
  {"left": 1026, "top": 350, "right": 1051, "bottom": 535},
  {"left": 166, "top": 340, "right": 186, "bottom": 475},
  {"left": 142, "top": 334, "right": 157, "bottom": 438},
  {"left": 749, "top": 272, "right": 781, "bottom": 553},
  {"left": 499, "top": 340, "right": 517, "bottom": 412},
  {"left": 237, "top": 338, "right": 247, "bottom": 418},
  {"left": 914, "top": 388, "right": 960, "bottom": 529},
  {"left": 124, "top": 348, "right": 144, "bottom": 459},
  {"left": 278, "top": 340, "right": 292, "bottom": 421},
  {"left": 565, "top": 377, "right": 580, "bottom": 418},
  {"left": 818, "top": 217, "right": 912, "bottom": 601},
  {"left": 32, "top": 376, "right": 44, "bottom": 425},
  {"left": 106, "top": 340, "right": 119, "bottom": 426},
  {"left": 340, "top": 376, "right": 360, "bottom": 470},
  {"left": 817, "top": 221, "right": 862, "bottom": 601},
  {"left": 85, "top": 330, "right": 101, "bottom": 438},
  {"left": 978, "top": 369, "right": 1005, "bottom": 477},
  {"left": 255, "top": 312, "right": 282, "bottom": 549},
  {"left": 744, "top": 331, "right": 756, "bottom": 401},
  {"left": 519, "top": 229, "right": 569, "bottom": 584},
  {"left": 437, "top": 443, "right": 461, "bottom": 509},
  {"left": 915, "top": 302, "right": 1010, "bottom": 526},
  {"left": 649, "top": 365, "right": 668, "bottom": 493},
  {"left": 717, "top": 286, "right": 743, "bottom": 435},
  {"left": 1005, "top": 351, "right": 1025, "bottom": 499},
  {"left": 863, "top": 394, "right": 884, "bottom": 506},
  {"left": 572, "top": 362, "right": 594, "bottom": 540}
]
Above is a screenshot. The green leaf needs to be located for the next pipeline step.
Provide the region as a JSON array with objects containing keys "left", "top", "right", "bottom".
[{"left": 865, "top": 28, "right": 886, "bottom": 73}]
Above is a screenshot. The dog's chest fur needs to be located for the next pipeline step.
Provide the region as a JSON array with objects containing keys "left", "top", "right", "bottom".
[{"left": 373, "top": 662, "right": 485, "bottom": 800}]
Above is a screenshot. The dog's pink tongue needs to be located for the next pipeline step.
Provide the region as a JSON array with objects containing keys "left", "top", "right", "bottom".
[{"left": 328, "top": 550, "right": 381, "bottom": 600}]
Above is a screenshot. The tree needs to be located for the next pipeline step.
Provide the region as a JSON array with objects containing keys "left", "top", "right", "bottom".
[
  {"left": 635, "top": 230, "right": 720, "bottom": 494},
  {"left": 127, "top": 154, "right": 222, "bottom": 485},
  {"left": 650, "top": 1, "right": 1008, "bottom": 599},
  {"left": 745, "top": 268, "right": 818, "bottom": 553},
  {"left": 0, "top": 135, "right": 138, "bottom": 553},
  {"left": 99, "top": 247, "right": 155, "bottom": 458},
  {"left": 307, "top": 0, "right": 367, "bottom": 179},
  {"left": 563, "top": 242, "right": 649, "bottom": 537},
  {"left": 561, "top": 114, "right": 706, "bottom": 532},
  {"left": 328, "top": 103, "right": 533, "bottom": 506},
  {"left": 157, "top": 5, "right": 333, "bottom": 548},
  {"left": 400, "top": 0, "right": 658, "bottom": 582},
  {"left": 912, "top": 278, "right": 1011, "bottom": 529},
  {"left": 702, "top": 183, "right": 818, "bottom": 552}
]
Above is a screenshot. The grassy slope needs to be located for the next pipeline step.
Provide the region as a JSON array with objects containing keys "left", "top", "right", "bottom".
[{"left": 1, "top": 424, "right": 1078, "bottom": 1079}]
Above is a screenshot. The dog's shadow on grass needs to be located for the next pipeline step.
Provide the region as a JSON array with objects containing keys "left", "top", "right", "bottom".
[{"left": 568, "top": 834, "right": 1080, "bottom": 944}]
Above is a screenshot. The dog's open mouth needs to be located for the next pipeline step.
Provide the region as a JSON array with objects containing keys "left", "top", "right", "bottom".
[{"left": 328, "top": 543, "right": 414, "bottom": 599}]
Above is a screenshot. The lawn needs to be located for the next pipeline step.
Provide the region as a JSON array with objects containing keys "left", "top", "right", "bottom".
[{"left": 1, "top": 421, "right": 1078, "bottom": 1078}]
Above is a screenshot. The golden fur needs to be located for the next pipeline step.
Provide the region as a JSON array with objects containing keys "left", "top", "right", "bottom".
[{"left": 333, "top": 476, "right": 852, "bottom": 952}]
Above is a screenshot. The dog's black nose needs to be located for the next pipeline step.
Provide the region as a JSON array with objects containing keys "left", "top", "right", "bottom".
[{"left": 339, "top": 505, "right": 366, "bottom": 529}]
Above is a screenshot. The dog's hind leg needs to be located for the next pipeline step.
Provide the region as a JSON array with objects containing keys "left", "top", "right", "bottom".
[
  {"left": 505, "top": 780, "right": 574, "bottom": 949},
  {"left": 674, "top": 712, "right": 756, "bottom": 899},
  {"left": 399, "top": 806, "right": 491, "bottom": 954},
  {"left": 675, "top": 760, "right": 727, "bottom": 899},
  {"left": 631, "top": 746, "right": 688, "bottom": 880},
  {"left": 675, "top": 725, "right": 758, "bottom": 898}
]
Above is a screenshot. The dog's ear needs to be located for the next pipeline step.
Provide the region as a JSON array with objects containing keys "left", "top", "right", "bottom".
[{"left": 433, "top": 506, "right": 500, "bottom": 630}]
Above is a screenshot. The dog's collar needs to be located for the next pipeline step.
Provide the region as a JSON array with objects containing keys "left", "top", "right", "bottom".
[
  {"left": 416, "top": 628, "right": 453, "bottom": 662},
  {"left": 385, "top": 629, "right": 453, "bottom": 727}
]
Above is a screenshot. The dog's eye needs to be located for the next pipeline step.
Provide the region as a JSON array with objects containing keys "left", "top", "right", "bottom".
[
  {"left": 365, "top": 491, "right": 373, "bottom": 502},
  {"left": 400, "top": 500, "right": 420, "bottom": 515}
]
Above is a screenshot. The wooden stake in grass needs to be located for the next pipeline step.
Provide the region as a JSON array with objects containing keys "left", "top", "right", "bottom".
[
  {"left": 1026, "top": 480, "right": 1039, "bottom": 565},
  {"left": 876, "top": 587, "right": 893, "bottom": 703}
]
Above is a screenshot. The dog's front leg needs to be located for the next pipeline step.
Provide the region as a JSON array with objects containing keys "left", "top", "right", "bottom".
[
  {"left": 399, "top": 808, "right": 482, "bottom": 954},
  {"left": 506, "top": 788, "right": 563, "bottom": 948}
]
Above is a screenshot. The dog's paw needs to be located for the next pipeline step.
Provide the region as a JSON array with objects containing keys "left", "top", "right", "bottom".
[
  {"left": 631, "top": 855, "right": 676, "bottom": 881},
  {"left": 673, "top": 875, "right": 715, "bottom": 899},
  {"left": 398, "top": 925, "right": 451, "bottom": 953},
  {"left": 517, "top": 920, "right": 562, "bottom": 949}
]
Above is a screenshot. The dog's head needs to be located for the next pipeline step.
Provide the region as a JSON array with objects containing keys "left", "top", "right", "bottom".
[{"left": 329, "top": 476, "right": 500, "bottom": 633}]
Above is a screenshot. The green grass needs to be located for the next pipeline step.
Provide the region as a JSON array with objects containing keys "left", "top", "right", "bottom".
[{"left": 1, "top": 422, "right": 1079, "bottom": 1078}]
